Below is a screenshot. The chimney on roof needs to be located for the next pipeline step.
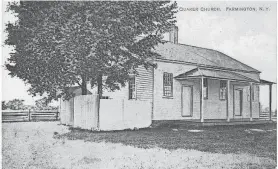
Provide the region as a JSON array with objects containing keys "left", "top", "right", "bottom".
[{"left": 169, "top": 25, "right": 178, "bottom": 44}]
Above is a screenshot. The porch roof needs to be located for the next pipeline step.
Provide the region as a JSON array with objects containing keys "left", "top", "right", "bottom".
[
  {"left": 174, "top": 68, "right": 259, "bottom": 83},
  {"left": 260, "top": 79, "right": 276, "bottom": 85}
]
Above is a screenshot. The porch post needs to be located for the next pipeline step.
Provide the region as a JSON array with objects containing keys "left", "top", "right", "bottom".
[
  {"left": 200, "top": 77, "right": 204, "bottom": 122},
  {"left": 226, "top": 80, "right": 230, "bottom": 122},
  {"left": 249, "top": 83, "right": 253, "bottom": 121},
  {"left": 269, "top": 84, "right": 272, "bottom": 121}
]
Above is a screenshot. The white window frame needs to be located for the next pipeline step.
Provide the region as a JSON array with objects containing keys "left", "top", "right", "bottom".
[
  {"left": 220, "top": 80, "right": 227, "bottom": 100},
  {"left": 163, "top": 72, "right": 173, "bottom": 97}
]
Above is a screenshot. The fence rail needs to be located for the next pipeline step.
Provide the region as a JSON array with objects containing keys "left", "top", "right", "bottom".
[
  {"left": 259, "top": 112, "right": 277, "bottom": 121},
  {"left": 2, "top": 110, "right": 59, "bottom": 122}
]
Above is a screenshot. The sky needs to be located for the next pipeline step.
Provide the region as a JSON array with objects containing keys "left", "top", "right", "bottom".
[{"left": 1, "top": 1, "right": 277, "bottom": 109}]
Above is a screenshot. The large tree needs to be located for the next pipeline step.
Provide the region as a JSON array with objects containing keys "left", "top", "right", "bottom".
[{"left": 5, "top": 1, "right": 177, "bottom": 100}]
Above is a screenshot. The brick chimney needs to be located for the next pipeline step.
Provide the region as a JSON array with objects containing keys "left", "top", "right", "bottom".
[{"left": 169, "top": 26, "right": 178, "bottom": 44}]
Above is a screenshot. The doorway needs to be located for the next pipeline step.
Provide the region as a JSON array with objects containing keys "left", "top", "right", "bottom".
[
  {"left": 181, "top": 86, "right": 193, "bottom": 117},
  {"left": 234, "top": 89, "right": 243, "bottom": 116}
]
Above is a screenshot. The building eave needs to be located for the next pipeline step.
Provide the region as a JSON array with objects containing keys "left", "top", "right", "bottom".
[{"left": 154, "top": 58, "right": 261, "bottom": 74}]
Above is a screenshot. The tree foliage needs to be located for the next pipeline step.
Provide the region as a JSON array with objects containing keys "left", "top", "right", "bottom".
[
  {"left": 5, "top": 1, "right": 177, "bottom": 100},
  {"left": 4, "top": 99, "right": 25, "bottom": 110},
  {"left": 2, "top": 101, "right": 8, "bottom": 110},
  {"left": 35, "top": 97, "right": 58, "bottom": 110}
]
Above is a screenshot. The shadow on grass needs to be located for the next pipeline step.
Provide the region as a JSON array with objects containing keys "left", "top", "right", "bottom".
[{"left": 55, "top": 123, "right": 277, "bottom": 160}]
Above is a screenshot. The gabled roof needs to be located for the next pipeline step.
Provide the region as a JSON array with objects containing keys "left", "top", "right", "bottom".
[
  {"left": 66, "top": 86, "right": 92, "bottom": 96},
  {"left": 154, "top": 42, "right": 260, "bottom": 73},
  {"left": 175, "top": 68, "right": 259, "bottom": 83}
]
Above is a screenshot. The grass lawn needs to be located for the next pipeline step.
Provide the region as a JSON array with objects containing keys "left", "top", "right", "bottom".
[
  {"left": 57, "top": 123, "right": 277, "bottom": 161},
  {"left": 3, "top": 122, "right": 276, "bottom": 169}
]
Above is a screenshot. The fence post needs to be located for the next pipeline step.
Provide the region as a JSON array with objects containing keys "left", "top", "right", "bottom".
[
  {"left": 122, "top": 99, "right": 125, "bottom": 127},
  {"left": 96, "top": 94, "right": 100, "bottom": 129},
  {"left": 28, "top": 109, "right": 31, "bottom": 121},
  {"left": 56, "top": 111, "right": 59, "bottom": 121}
]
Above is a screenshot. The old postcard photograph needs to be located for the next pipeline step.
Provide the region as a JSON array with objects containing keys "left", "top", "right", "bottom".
[{"left": 1, "top": 1, "right": 277, "bottom": 168}]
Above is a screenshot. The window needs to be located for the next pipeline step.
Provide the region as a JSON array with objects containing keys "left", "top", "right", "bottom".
[
  {"left": 163, "top": 72, "right": 173, "bottom": 97},
  {"left": 128, "top": 77, "right": 136, "bottom": 99},
  {"left": 220, "top": 80, "right": 227, "bottom": 100},
  {"left": 203, "top": 78, "right": 208, "bottom": 99}
]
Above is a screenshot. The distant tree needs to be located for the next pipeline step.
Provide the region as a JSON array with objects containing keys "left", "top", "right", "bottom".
[
  {"left": 5, "top": 1, "right": 177, "bottom": 101},
  {"left": 273, "top": 109, "right": 277, "bottom": 117},
  {"left": 5, "top": 99, "right": 25, "bottom": 110},
  {"left": 2, "top": 101, "right": 8, "bottom": 110},
  {"left": 23, "top": 105, "right": 36, "bottom": 110},
  {"left": 263, "top": 107, "right": 270, "bottom": 113}
]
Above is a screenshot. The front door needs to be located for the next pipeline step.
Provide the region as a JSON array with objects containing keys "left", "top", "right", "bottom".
[
  {"left": 182, "top": 86, "right": 193, "bottom": 116},
  {"left": 234, "top": 89, "right": 243, "bottom": 116}
]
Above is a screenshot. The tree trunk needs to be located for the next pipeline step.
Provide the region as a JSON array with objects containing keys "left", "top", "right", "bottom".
[
  {"left": 97, "top": 73, "right": 103, "bottom": 98},
  {"left": 81, "top": 75, "right": 87, "bottom": 95}
]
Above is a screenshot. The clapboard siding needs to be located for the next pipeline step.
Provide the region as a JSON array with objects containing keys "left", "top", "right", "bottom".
[
  {"left": 88, "top": 66, "right": 153, "bottom": 101},
  {"left": 135, "top": 66, "right": 153, "bottom": 101}
]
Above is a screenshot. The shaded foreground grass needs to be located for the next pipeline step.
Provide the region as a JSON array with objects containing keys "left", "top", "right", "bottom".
[{"left": 56, "top": 123, "right": 277, "bottom": 160}]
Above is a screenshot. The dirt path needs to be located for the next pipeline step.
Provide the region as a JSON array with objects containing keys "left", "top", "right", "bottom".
[{"left": 2, "top": 122, "right": 276, "bottom": 169}]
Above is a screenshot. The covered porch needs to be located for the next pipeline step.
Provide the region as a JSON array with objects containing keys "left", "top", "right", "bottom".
[
  {"left": 260, "top": 79, "right": 276, "bottom": 121},
  {"left": 174, "top": 67, "right": 275, "bottom": 124}
]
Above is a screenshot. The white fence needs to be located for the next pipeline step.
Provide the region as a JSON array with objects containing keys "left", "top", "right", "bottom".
[
  {"left": 259, "top": 111, "right": 277, "bottom": 121},
  {"left": 60, "top": 98, "right": 74, "bottom": 125},
  {"left": 60, "top": 95, "right": 152, "bottom": 131},
  {"left": 99, "top": 99, "right": 152, "bottom": 131},
  {"left": 73, "top": 95, "right": 99, "bottom": 130}
]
